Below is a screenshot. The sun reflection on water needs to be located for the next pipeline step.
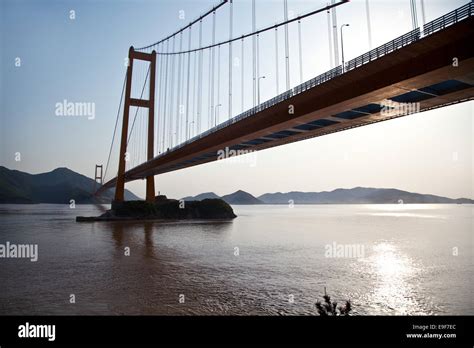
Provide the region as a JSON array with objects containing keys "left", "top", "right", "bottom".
[
  {"left": 362, "top": 242, "right": 426, "bottom": 315},
  {"left": 361, "top": 204, "right": 446, "bottom": 219}
]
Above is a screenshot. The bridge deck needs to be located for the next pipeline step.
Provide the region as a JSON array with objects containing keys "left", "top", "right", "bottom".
[{"left": 99, "top": 6, "right": 474, "bottom": 192}]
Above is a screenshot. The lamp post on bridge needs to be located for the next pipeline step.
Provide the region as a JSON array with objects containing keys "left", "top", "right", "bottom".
[
  {"left": 257, "top": 76, "right": 266, "bottom": 105},
  {"left": 189, "top": 121, "right": 195, "bottom": 138},
  {"left": 214, "top": 104, "right": 222, "bottom": 126},
  {"left": 340, "top": 24, "right": 350, "bottom": 72}
]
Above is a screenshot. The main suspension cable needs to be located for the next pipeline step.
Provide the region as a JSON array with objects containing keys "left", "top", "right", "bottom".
[
  {"left": 151, "top": 1, "right": 348, "bottom": 56},
  {"left": 103, "top": 71, "right": 127, "bottom": 182}
]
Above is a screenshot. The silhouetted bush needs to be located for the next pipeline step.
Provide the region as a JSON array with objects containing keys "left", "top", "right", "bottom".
[{"left": 315, "top": 288, "right": 352, "bottom": 316}]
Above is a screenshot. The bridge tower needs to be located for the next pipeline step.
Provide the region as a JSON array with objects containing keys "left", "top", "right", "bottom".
[
  {"left": 114, "top": 46, "right": 156, "bottom": 203},
  {"left": 94, "top": 164, "right": 103, "bottom": 192}
]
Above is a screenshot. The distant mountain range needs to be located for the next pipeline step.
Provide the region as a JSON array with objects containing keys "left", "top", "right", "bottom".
[
  {"left": 183, "top": 187, "right": 473, "bottom": 205},
  {"left": 1, "top": 165, "right": 471, "bottom": 205},
  {"left": 0, "top": 166, "right": 139, "bottom": 204},
  {"left": 182, "top": 190, "right": 264, "bottom": 205}
]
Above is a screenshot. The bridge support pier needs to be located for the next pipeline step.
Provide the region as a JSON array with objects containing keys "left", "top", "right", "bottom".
[{"left": 114, "top": 46, "right": 157, "bottom": 203}]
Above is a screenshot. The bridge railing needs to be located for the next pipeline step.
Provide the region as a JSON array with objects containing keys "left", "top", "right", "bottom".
[
  {"left": 151, "top": 2, "right": 474, "bottom": 162},
  {"left": 292, "top": 66, "right": 343, "bottom": 96},
  {"left": 423, "top": 2, "right": 473, "bottom": 36},
  {"left": 167, "top": 86, "right": 298, "bottom": 154},
  {"left": 344, "top": 28, "right": 421, "bottom": 72}
]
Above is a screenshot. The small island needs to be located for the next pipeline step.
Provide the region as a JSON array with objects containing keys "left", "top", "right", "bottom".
[{"left": 76, "top": 195, "right": 237, "bottom": 222}]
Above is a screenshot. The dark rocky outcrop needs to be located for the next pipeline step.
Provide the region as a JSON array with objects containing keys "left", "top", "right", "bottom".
[{"left": 76, "top": 195, "right": 236, "bottom": 222}]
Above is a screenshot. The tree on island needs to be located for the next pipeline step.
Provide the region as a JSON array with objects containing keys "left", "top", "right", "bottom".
[{"left": 315, "top": 287, "right": 352, "bottom": 316}]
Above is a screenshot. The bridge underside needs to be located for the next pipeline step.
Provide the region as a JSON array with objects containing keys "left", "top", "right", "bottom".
[{"left": 101, "top": 16, "right": 474, "bottom": 191}]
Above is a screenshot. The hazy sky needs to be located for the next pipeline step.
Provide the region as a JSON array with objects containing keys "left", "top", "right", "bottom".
[{"left": 1, "top": 0, "right": 472, "bottom": 199}]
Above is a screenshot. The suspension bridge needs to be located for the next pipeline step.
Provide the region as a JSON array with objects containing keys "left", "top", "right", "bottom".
[{"left": 95, "top": 0, "right": 474, "bottom": 203}]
